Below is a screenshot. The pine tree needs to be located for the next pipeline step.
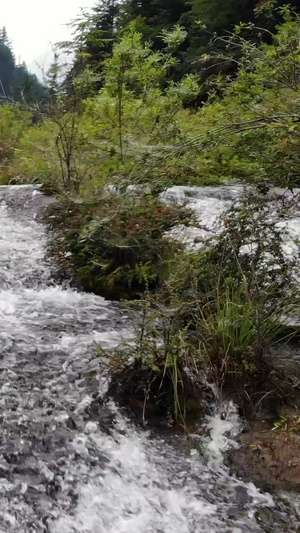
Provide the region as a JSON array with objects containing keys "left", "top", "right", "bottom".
[
  {"left": 0, "top": 27, "right": 46, "bottom": 101},
  {"left": 64, "top": 0, "right": 300, "bottom": 99},
  {"left": 119, "top": 0, "right": 188, "bottom": 46},
  {"left": 189, "top": 0, "right": 254, "bottom": 33},
  {"left": 66, "top": 0, "right": 121, "bottom": 84},
  {"left": 85, "top": 0, "right": 119, "bottom": 67},
  {"left": 186, "top": 0, "right": 254, "bottom": 61},
  {"left": 0, "top": 28, "right": 15, "bottom": 96}
]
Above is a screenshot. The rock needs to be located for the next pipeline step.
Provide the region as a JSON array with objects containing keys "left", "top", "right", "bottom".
[
  {"left": 229, "top": 420, "right": 300, "bottom": 492},
  {"left": 266, "top": 343, "right": 300, "bottom": 408}
]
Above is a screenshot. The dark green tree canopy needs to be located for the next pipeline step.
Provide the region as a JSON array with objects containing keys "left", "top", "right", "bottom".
[
  {"left": 119, "top": 0, "right": 187, "bottom": 43},
  {"left": 63, "top": 0, "right": 300, "bottom": 98}
]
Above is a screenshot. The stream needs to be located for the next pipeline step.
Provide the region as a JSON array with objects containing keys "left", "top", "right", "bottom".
[{"left": 0, "top": 184, "right": 299, "bottom": 532}]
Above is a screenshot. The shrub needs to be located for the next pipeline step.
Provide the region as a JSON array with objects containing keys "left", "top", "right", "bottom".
[
  {"left": 165, "top": 189, "right": 300, "bottom": 388},
  {"left": 101, "top": 189, "right": 300, "bottom": 425},
  {"left": 45, "top": 191, "right": 192, "bottom": 299},
  {"left": 150, "top": 8, "right": 300, "bottom": 189},
  {"left": 0, "top": 104, "right": 31, "bottom": 183}
]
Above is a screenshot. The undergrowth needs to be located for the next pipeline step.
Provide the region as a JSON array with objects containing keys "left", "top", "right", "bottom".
[
  {"left": 103, "top": 190, "right": 300, "bottom": 424},
  {"left": 104, "top": 297, "right": 208, "bottom": 427},
  {"left": 45, "top": 190, "right": 193, "bottom": 299}
]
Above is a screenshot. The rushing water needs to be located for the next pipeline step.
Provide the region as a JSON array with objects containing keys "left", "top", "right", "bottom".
[
  {"left": 0, "top": 184, "right": 299, "bottom": 532},
  {"left": 161, "top": 184, "right": 300, "bottom": 255}
]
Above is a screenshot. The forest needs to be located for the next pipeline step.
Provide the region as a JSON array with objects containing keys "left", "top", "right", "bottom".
[
  {"left": 2, "top": 0, "right": 300, "bottom": 432},
  {"left": 0, "top": 27, "right": 46, "bottom": 101}
]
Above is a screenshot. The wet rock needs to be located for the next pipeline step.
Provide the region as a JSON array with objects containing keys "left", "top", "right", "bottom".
[
  {"left": 229, "top": 420, "right": 300, "bottom": 492},
  {"left": 265, "top": 343, "right": 300, "bottom": 409},
  {"left": 66, "top": 416, "right": 77, "bottom": 430},
  {"left": 85, "top": 397, "right": 116, "bottom": 434}
]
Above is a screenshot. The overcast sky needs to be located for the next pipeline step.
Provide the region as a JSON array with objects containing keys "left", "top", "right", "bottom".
[{"left": 1, "top": 0, "right": 96, "bottom": 76}]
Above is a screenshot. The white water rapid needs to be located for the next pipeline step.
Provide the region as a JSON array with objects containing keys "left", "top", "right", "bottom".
[{"left": 0, "top": 185, "right": 298, "bottom": 532}]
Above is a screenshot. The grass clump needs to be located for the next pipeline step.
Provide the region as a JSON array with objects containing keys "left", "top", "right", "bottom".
[
  {"left": 272, "top": 416, "right": 300, "bottom": 433},
  {"left": 167, "top": 190, "right": 300, "bottom": 389},
  {"left": 105, "top": 298, "right": 207, "bottom": 427}
]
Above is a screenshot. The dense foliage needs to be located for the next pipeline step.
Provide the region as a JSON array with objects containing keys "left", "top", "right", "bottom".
[
  {"left": 64, "top": 0, "right": 300, "bottom": 86},
  {"left": 105, "top": 188, "right": 300, "bottom": 422},
  {"left": 45, "top": 192, "right": 192, "bottom": 299},
  {"left": 4, "top": 6, "right": 300, "bottom": 189}
]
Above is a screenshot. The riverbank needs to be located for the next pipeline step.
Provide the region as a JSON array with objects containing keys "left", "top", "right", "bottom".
[{"left": 41, "top": 181, "right": 300, "bottom": 511}]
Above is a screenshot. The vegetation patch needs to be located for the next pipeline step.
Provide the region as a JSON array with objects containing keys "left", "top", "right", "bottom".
[
  {"left": 45, "top": 191, "right": 192, "bottom": 299},
  {"left": 102, "top": 189, "right": 300, "bottom": 425},
  {"left": 165, "top": 190, "right": 300, "bottom": 394},
  {"left": 104, "top": 298, "right": 210, "bottom": 427},
  {"left": 2, "top": 0, "right": 300, "bottom": 431}
]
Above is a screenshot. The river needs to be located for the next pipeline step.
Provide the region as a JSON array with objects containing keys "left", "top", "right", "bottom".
[{"left": 0, "top": 184, "right": 299, "bottom": 532}]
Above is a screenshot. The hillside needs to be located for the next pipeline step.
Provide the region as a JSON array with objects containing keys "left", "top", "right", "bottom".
[{"left": 0, "top": 27, "right": 46, "bottom": 101}]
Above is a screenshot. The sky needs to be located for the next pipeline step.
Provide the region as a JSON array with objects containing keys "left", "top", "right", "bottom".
[{"left": 1, "top": 0, "right": 96, "bottom": 76}]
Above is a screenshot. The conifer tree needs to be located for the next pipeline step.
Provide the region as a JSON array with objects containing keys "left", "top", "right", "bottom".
[
  {"left": 86, "top": 0, "right": 119, "bottom": 66},
  {"left": 119, "top": 0, "right": 188, "bottom": 46},
  {"left": 65, "top": 0, "right": 121, "bottom": 86},
  {"left": 0, "top": 27, "right": 46, "bottom": 101}
]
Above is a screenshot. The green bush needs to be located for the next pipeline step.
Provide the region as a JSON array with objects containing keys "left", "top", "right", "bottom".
[
  {"left": 102, "top": 189, "right": 300, "bottom": 424},
  {"left": 45, "top": 191, "right": 192, "bottom": 299},
  {"left": 0, "top": 104, "right": 31, "bottom": 183},
  {"left": 165, "top": 190, "right": 300, "bottom": 387}
]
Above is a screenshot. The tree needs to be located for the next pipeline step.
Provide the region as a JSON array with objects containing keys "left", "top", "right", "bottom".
[
  {"left": 85, "top": 0, "right": 119, "bottom": 67},
  {"left": 0, "top": 27, "right": 46, "bottom": 101},
  {"left": 119, "top": 0, "right": 188, "bottom": 47},
  {"left": 160, "top": 7, "right": 300, "bottom": 187},
  {"left": 0, "top": 28, "right": 15, "bottom": 96},
  {"left": 61, "top": 0, "right": 121, "bottom": 94},
  {"left": 83, "top": 23, "right": 198, "bottom": 174}
]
